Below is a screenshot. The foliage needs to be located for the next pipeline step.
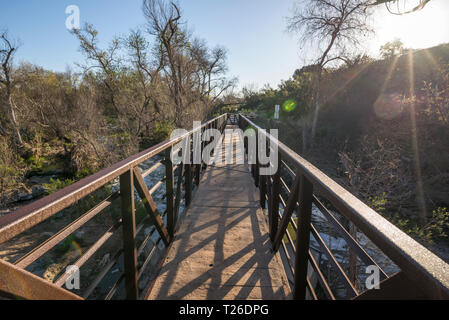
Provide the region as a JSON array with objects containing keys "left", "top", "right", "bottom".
[
  {"left": 390, "top": 207, "right": 449, "bottom": 245},
  {"left": 368, "top": 192, "right": 449, "bottom": 245},
  {"left": 240, "top": 70, "right": 314, "bottom": 120},
  {"left": 380, "top": 38, "right": 404, "bottom": 59},
  {"left": 287, "top": 0, "right": 374, "bottom": 141},
  {"left": 421, "top": 61, "right": 449, "bottom": 123},
  {"left": 0, "top": 0, "right": 236, "bottom": 208},
  {"left": 55, "top": 234, "right": 83, "bottom": 254},
  {"left": 0, "top": 136, "right": 25, "bottom": 202},
  {"left": 368, "top": 192, "right": 388, "bottom": 212},
  {"left": 140, "top": 120, "right": 176, "bottom": 149},
  {"left": 44, "top": 178, "right": 75, "bottom": 195}
]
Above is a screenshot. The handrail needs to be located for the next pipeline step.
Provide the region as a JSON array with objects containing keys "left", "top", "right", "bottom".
[
  {"left": 0, "top": 114, "right": 227, "bottom": 245},
  {"left": 0, "top": 113, "right": 228, "bottom": 300},
  {"left": 1, "top": 112, "right": 448, "bottom": 300},
  {"left": 0, "top": 259, "right": 82, "bottom": 300},
  {"left": 238, "top": 113, "right": 449, "bottom": 299}
]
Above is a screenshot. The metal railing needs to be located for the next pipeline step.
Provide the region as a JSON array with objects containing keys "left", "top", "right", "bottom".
[
  {"left": 1, "top": 112, "right": 448, "bottom": 300},
  {"left": 237, "top": 113, "right": 449, "bottom": 300},
  {"left": 0, "top": 114, "right": 228, "bottom": 300}
]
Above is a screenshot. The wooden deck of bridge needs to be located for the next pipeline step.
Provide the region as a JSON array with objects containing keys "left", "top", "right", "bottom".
[{"left": 148, "top": 125, "right": 291, "bottom": 300}]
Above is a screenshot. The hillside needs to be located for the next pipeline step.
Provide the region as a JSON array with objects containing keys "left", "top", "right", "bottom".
[{"left": 241, "top": 43, "right": 449, "bottom": 259}]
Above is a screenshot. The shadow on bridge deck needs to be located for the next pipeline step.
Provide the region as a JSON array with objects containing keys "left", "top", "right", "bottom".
[{"left": 147, "top": 125, "right": 291, "bottom": 300}]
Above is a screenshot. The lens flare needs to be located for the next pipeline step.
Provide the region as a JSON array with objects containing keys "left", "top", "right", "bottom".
[
  {"left": 373, "top": 93, "right": 404, "bottom": 120},
  {"left": 72, "top": 240, "right": 83, "bottom": 257},
  {"left": 244, "top": 126, "right": 255, "bottom": 136},
  {"left": 282, "top": 99, "right": 297, "bottom": 112}
]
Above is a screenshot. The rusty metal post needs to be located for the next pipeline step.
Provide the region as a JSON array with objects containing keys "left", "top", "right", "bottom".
[
  {"left": 259, "top": 174, "right": 266, "bottom": 209},
  {"left": 194, "top": 125, "right": 201, "bottom": 187},
  {"left": 195, "top": 161, "right": 200, "bottom": 186},
  {"left": 293, "top": 175, "right": 313, "bottom": 300},
  {"left": 259, "top": 133, "right": 267, "bottom": 209},
  {"left": 185, "top": 165, "right": 192, "bottom": 206},
  {"left": 165, "top": 147, "right": 175, "bottom": 238},
  {"left": 119, "top": 169, "right": 139, "bottom": 300},
  {"left": 185, "top": 136, "right": 192, "bottom": 207},
  {"left": 270, "top": 170, "right": 280, "bottom": 241},
  {"left": 255, "top": 129, "right": 260, "bottom": 187},
  {"left": 259, "top": 133, "right": 271, "bottom": 209},
  {"left": 270, "top": 156, "right": 280, "bottom": 242},
  {"left": 204, "top": 123, "right": 210, "bottom": 171}
]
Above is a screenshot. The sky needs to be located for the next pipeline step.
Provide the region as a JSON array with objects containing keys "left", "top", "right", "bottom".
[{"left": 1, "top": 0, "right": 449, "bottom": 91}]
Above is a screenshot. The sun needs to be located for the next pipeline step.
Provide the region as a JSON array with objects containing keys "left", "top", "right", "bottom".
[{"left": 370, "top": 0, "right": 449, "bottom": 55}]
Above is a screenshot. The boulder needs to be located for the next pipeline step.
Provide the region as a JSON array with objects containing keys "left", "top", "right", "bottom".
[
  {"left": 18, "top": 191, "right": 33, "bottom": 201},
  {"left": 29, "top": 175, "right": 52, "bottom": 185},
  {"left": 31, "top": 185, "right": 46, "bottom": 198}
]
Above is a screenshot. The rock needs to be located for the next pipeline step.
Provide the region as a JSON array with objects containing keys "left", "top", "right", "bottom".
[
  {"left": 12, "top": 186, "right": 47, "bottom": 203},
  {"left": 9, "top": 190, "right": 20, "bottom": 203},
  {"left": 48, "top": 169, "right": 64, "bottom": 176},
  {"left": 29, "top": 175, "right": 52, "bottom": 185},
  {"left": 99, "top": 253, "right": 111, "bottom": 268},
  {"left": 74, "top": 230, "right": 85, "bottom": 239},
  {"left": 42, "top": 232, "right": 55, "bottom": 238},
  {"left": 55, "top": 211, "right": 65, "bottom": 219},
  {"left": 144, "top": 227, "right": 152, "bottom": 236},
  {"left": 31, "top": 185, "right": 46, "bottom": 198},
  {"left": 18, "top": 191, "right": 33, "bottom": 201},
  {"left": 28, "top": 169, "right": 64, "bottom": 179}
]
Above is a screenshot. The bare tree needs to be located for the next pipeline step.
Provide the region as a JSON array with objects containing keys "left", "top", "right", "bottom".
[
  {"left": 287, "top": 0, "right": 373, "bottom": 143},
  {"left": 73, "top": 24, "right": 121, "bottom": 115},
  {"left": 73, "top": 24, "right": 163, "bottom": 151},
  {"left": 143, "top": 0, "right": 186, "bottom": 126},
  {"left": 0, "top": 30, "right": 24, "bottom": 151},
  {"left": 188, "top": 39, "right": 237, "bottom": 120},
  {"left": 124, "top": 29, "right": 165, "bottom": 135},
  {"left": 142, "top": 0, "right": 235, "bottom": 126}
]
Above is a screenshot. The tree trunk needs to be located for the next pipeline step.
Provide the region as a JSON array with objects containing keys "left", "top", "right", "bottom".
[
  {"left": 311, "top": 70, "right": 322, "bottom": 141},
  {"left": 7, "top": 93, "right": 24, "bottom": 150}
]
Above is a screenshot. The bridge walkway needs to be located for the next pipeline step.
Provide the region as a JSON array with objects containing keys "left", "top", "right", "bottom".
[{"left": 148, "top": 125, "right": 291, "bottom": 300}]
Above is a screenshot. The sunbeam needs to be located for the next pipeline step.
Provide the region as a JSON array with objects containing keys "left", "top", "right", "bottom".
[
  {"left": 373, "top": 55, "right": 403, "bottom": 120},
  {"left": 322, "top": 61, "right": 374, "bottom": 107},
  {"left": 422, "top": 48, "right": 440, "bottom": 71},
  {"left": 407, "top": 50, "right": 428, "bottom": 222}
]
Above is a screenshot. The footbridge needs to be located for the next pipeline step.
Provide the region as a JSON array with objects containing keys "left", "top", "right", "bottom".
[{"left": 0, "top": 114, "right": 448, "bottom": 300}]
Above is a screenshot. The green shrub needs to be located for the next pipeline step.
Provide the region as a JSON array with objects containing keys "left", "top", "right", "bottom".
[
  {"left": 44, "top": 178, "right": 74, "bottom": 194},
  {"left": 25, "top": 155, "right": 49, "bottom": 172},
  {"left": 0, "top": 137, "right": 25, "bottom": 198},
  {"left": 76, "top": 168, "right": 94, "bottom": 179},
  {"left": 368, "top": 192, "right": 387, "bottom": 213},
  {"left": 140, "top": 121, "right": 176, "bottom": 149},
  {"left": 55, "top": 234, "right": 75, "bottom": 254},
  {"left": 389, "top": 207, "right": 449, "bottom": 245},
  {"left": 135, "top": 203, "right": 148, "bottom": 225},
  {"left": 369, "top": 194, "right": 449, "bottom": 245}
]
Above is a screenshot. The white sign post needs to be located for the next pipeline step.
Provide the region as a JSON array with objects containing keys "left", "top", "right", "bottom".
[{"left": 274, "top": 105, "right": 280, "bottom": 120}]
